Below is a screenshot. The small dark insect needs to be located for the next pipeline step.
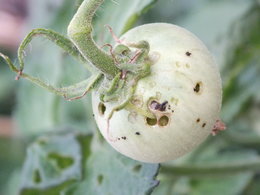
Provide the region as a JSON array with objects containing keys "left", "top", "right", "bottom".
[
  {"left": 158, "top": 101, "right": 168, "bottom": 111},
  {"left": 150, "top": 100, "right": 168, "bottom": 112},
  {"left": 196, "top": 118, "right": 200, "bottom": 122},
  {"left": 202, "top": 123, "right": 206, "bottom": 127},
  {"left": 186, "top": 51, "right": 191, "bottom": 56},
  {"left": 135, "top": 132, "right": 140, "bottom": 135},
  {"left": 121, "top": 136, "right": 127, "bottom": 140}
]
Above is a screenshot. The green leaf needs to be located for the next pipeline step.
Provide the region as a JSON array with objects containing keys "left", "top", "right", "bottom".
[
  {"left": 0, "top": 137, "right": 26, "bottom": 195},
  {"left": 189, "top": 174, "right": 252, "bottom": 195},
  {"left": 0, "top": 64, "right": 16, "bottom": 114},
  {"left": 221, "top": 3, "right": 260, "bottom": 124},
  {"left": 63, "top": 138, "right": 159, "bottom": 195},
  {"left": 243, "top": 176, "right": 260, "bottom": 195},
  {"left": 15, "top": 0, "right": 91, "bottom": 135},
  {"left": 158, "top": 138, "right": 258, "bottom": 194},
  {"left": 19, "top": 132, "right": 92, "bottom": 194}
]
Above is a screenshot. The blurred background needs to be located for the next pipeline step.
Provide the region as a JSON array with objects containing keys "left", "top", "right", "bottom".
[{"left": 0, "top": 0, "right": 260, "bottom": 194}]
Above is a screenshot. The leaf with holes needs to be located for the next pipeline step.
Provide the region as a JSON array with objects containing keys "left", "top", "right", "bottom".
[
  {"left": 63, "top": 138, "right": 160, "bottom": 195},
  {"left": 19, "top": 132, "right": 92, "bottom": 194}
]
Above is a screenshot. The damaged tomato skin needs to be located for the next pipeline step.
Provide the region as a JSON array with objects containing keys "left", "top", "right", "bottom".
[{"left": 92, "top": 23, "right": 222, "bottom": 163}]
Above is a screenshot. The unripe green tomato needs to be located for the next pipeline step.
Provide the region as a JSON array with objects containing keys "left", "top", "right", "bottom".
[{"left": 92, "top": 23, "right": 222, "bottom": 163}]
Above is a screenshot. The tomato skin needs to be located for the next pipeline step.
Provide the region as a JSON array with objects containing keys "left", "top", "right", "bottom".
[{"left": 92, "top": 23, "right": 222, "bottom": 163}]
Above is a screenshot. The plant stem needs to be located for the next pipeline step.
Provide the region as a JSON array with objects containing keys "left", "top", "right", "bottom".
[
  {"left": 68, "top": 0, "right": 120, "bottom": 79},
  {"left": 161, "top": 161, "right": 260, "bottom": 177}
]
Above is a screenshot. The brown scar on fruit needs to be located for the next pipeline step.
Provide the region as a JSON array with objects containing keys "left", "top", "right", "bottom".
[
  {"left": 202, "top": 123, "right": 206, "bottom": 128},
  {"left": 196, "top": 118, "right": 200, "bottom": 122},
  {"left": 211, "top": 119, "right": 226, "bottom": 136}
]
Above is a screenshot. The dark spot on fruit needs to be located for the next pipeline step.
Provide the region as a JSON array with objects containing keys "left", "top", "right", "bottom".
[
  {"left": 146, "top": 117, "right": 157, "bottom": 126},
  {"left": 196, "top": 118, "right": 200, "bottom": 123},
  {"left": 202, "top": 123, "right": 206, "bottom": 127},
  {"left": 186, "top": 51, "right": 191, "bottom": 56},
  {"left": 98, "top": 102, "right": 106, "bottom": 116},
  {"left": 172, "top": 110, "right": 174, "bottom": 113},
  {"left": 121, "top": 136, "right": 127, "bottom": 140},
  {"left": 92, "top": 114, "right": 95, "bottom": 117},
  {"left": 194, "top": 82, "right": 202, "bottom": 93},
  {"left": 158, "top": 115, "right": 169, "bottom": 126},
  {"left": 118, "top": 138, "right": 120, "bottom": 140},
  {"left": 135, "top": 132, "right": 140, "bottom": 135}
]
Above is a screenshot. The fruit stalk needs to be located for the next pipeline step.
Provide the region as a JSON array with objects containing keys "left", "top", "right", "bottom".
[{"left": 68, "top": 0, "right": 120, "bottom": 79}]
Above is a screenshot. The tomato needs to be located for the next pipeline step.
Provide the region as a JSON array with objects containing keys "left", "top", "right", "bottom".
[{"left": 94, "top": 23, "right": 222, "bottom": 163}]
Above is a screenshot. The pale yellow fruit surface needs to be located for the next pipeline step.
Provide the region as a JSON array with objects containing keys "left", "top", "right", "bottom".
[{"left": 92, "top": 23, "right": 222, "bottom": 163}]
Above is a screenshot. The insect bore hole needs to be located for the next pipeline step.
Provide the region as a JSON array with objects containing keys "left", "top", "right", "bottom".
[
  {"left": 97, "top": 174, "right": 104, "bottom": 185},
  {"left": 194, "top": 81, "right": 203, "bottom": 94},
  {"left": 158, "top": 115, "right": 169, "bottom": 127},
  {"left": 146, "top": 117, "right": 157, "bottom": 126},
  {"left": 98, "top": 102, "right": 106, "bottom": 116}
]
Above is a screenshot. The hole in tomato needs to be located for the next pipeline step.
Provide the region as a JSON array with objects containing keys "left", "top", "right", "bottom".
[
  {"left": 97, "top": 174, "right": 104, "bottom": 185},
  {"left": 194, "top": 81, "right": 203, "bottom": 94},
  {"left": 146, "top": 117, "right": 157, "bottom": 126},
  {"left": 158, "top": 115, "right": 169, "bottom": 126},
  {"left": 132, "top": 164, "right": 142, "bottom": 172},
  {"left": 98, "top": 102, "right": 106, "bottom": 116}
]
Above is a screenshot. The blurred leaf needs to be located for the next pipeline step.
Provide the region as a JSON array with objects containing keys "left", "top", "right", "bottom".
[
  {"left": 0, "top": 65, "right": 16, "bottom": 114},
  {"left": 158, "top": 137, "right": 258, "bottom": 194},
  {"left": 20, "top": 132, "right": 92, "bottom": 194},
  {"left": 3, "top": 169, "right": 22, "bottom": 195},
  {"left": 243, "top": 175, "right": 260, "bottom": 195},
  {"left": 0, "top": 137, "right": 26, "bottom": 195},
  {"left": 63, "top": 138, "right": 160, "bottom": 195},
  {"left": 94, "top": 0, "right": 158, "bottom": 44},
  {"left": 222, "top": 3, "right": 260, "bottom": 124},
  {"left": 187, "top": 140, "right": 257, "bottom": 195},
  {"left": 15, "top": 0, "right": 90, "bottom": 135},
  {"left": 189, "top": 173, "right": 252, "bottom": 195}
]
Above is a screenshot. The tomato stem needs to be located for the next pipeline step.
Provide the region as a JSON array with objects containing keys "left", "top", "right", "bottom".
[{"left": 68, "top": 0, "right": 120, "bottom": 79}]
